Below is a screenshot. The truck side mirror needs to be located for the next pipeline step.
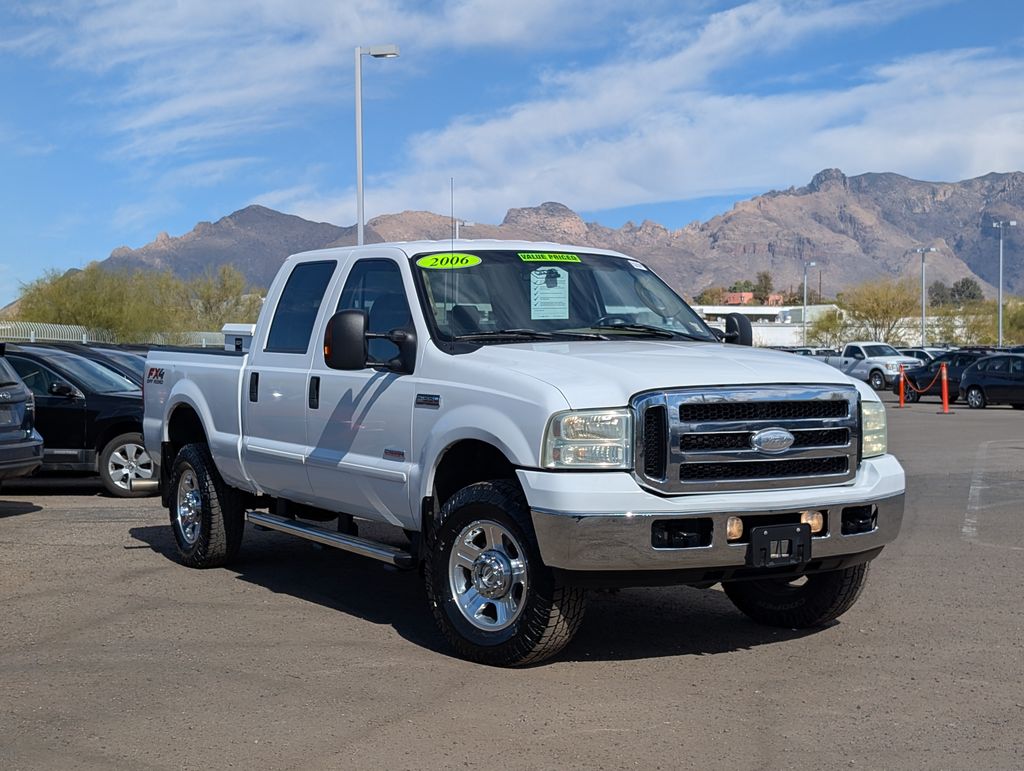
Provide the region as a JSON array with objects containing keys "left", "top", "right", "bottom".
[
  {"left": 323, "top": 310, "right": 368, "bottom": 370},
  {"left": 724, "top": 313, "right": 753, "bottom": 346}
]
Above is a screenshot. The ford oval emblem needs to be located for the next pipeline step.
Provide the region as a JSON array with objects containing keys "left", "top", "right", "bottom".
[{"left": 750, "top": 428, "right": 795, "bottom": 454}]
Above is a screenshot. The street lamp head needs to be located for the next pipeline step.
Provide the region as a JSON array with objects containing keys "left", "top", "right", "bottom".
[
  {"left": 367, "top": 44, "right": 400, "bottom": 58},
  {"left": 806, "top": 260, "right": 816, "bottom": 268}
]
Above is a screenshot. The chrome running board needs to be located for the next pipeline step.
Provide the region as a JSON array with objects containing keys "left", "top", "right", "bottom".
[{"left": 245, "top": 511, "right": 415, "bottom": 569}]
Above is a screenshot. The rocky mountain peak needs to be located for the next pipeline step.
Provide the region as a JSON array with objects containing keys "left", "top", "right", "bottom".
[{"left": 807, "top": 168, "right": 849, "bottom": 193}]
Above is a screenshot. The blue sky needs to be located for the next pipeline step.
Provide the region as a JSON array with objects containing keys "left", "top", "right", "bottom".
[{"left": 2, "top": 0, "right": 1024, "bottom": 306}]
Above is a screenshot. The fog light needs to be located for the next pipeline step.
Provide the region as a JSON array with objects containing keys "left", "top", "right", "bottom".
[
  {"left": 800, "top": 510, "right": 825, "bottom": 534},
  {"left": 726, "top": 516, "right": 744, "bottom": 541}
]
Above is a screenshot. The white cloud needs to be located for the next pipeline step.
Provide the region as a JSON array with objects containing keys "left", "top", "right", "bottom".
[
  {"left": 16, "top": 0, "right": 633, "bottom": 160},
  {"left": 11, "top": 0, "right": 1024, "bottom": 234},
  {"left": 261, "top": 1, "right": 1024, "bottom": 227}
]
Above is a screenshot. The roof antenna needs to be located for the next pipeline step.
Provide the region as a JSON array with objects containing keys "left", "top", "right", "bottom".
[{"left": 450, "top": 177, "right": 455, "bottom": 253}]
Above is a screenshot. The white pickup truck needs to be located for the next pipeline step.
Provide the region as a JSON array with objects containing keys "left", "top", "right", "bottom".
[
  {"left": 816, "top": 342, "right": 922, "bottom": 390},
  {"left": 143, "top": 240, "right": 905, "bottom": 666}
]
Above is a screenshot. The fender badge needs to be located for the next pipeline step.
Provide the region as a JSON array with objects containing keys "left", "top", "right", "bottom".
[{"left": 415, "top": 394, "right": 440, "bottom": 409}]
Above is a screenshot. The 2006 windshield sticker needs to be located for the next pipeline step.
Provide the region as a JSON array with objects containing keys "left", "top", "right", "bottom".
[
  {"left": 416, "top": 253, "right": 482, "bottom": 269},
  {"left": 518, "top": 252, "right": 580, "bottom": 263}
]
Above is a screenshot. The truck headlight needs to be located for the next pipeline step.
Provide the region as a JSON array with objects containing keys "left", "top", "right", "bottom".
[
  {"left": 542, "top": 408, "right": 633, "bottom": 469},
  {"left": 861, "top": 401, "right": 887, "bottom": 458},
  {"left": 885, "top": 362, "right": 900, "bottom": 372}
]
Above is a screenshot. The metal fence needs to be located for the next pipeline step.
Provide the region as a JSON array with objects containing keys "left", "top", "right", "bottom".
[{"left": 0, "top": 321, "right": 224, "bottom": 347}]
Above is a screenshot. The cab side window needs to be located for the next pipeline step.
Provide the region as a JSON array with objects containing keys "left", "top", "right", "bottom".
[
  {"left": 265, "top": 260, "right": 338, "bottom": 354},
  {"left": 337, "top": 260, "right": 411, "bottom": 363}
]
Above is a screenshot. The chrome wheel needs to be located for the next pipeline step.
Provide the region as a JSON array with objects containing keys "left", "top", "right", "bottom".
[
  {"left": 448, "top": 519, "right": 528, "bottom": 631},
  {"left": 106, "top": 440, "right": 154, "bottom": 490},
  {"left": 869, "top": 371, "right": 885, "bottom": 390},
  {"left": 175, "top": 468, "right": 203, "bottom": 545}
]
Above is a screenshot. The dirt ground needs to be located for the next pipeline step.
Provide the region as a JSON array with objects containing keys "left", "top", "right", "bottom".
[{"left": 2, "top": 391, "right": 1023, "bottom": 770}]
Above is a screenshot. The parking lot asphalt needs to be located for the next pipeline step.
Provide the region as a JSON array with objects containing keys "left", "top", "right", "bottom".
[{"left": 2, "top": 390, "right": 1023, "bottom": 770}]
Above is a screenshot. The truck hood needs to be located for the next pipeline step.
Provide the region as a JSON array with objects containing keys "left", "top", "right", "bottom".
[{"left": 464, "top": 341, "right": 869, "bottom": 408}]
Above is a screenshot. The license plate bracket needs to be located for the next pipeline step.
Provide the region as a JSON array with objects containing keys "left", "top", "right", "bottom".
[{"left": 747, "top": 523, "right": 811, "bottom": 568}]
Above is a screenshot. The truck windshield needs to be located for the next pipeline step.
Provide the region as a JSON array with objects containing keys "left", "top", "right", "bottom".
[
  {"left": 412, "top": 249, "right": 716, "bottom": 343},
  {"left": 864, "top": 345, "right": 900, "bottom": 357}
]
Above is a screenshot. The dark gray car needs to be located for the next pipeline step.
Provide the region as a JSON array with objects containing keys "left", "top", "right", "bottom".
[{"left": 0, "top": 345, "right": 44, "bottom": 484}]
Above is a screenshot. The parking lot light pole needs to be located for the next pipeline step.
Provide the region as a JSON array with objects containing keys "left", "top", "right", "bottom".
[
  {"left": 913, "top": 247, "right": 936, "bottom": 346},
  {"left": 355, "top": 44, "right": 400, "bottom": 246},
  {"left": 802, "top": 260, "right": 816, "bottom": 346},
  {"left": 992, "top": 220, "right": 1016, "bottom": 347}
]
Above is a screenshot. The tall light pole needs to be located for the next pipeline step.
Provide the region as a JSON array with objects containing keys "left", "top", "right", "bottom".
[
  {"left": 912, "top": 246, "right": 936, "bottom": 346},
  {"left": 802, "top": 260, "right": 816, "bottom": 346},
  {"left": 355, "top": 44, "right": 400, "bottom": 245},
  {"left": 992, "top": 220, "right": 1016, "bottom": 346}
]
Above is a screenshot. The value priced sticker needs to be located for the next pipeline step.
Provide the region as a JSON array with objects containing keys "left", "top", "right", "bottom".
[
  {"left": 415, "top": 253, "right": 482, "bottom": 269},
  {"left": 518, "top": 252, "right": 581, "bottom": 263}
]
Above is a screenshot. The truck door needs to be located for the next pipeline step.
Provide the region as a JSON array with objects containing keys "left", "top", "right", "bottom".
[
  {"left": 841, "top": 345, "right": 864, "bottom": 375},
  {"left": 305, "top": 256, "right": 417, "bottom": 528},
  {"left": 241, "top": 259, "right": 338, "bottom": 500}
]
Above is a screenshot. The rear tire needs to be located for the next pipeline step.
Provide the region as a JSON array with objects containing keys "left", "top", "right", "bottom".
[
  {"left": 168, "top": 443, "right": 244, "bottom": 568},
  {"left": 966, "top": 386, "right": 987, "bottom": 409},
  {"left": 425, "top": 480, "right": 586, "bottom": 666},
  {"left": 723, "top": 563, "right": 870, "bottom": 628},
  {"left": 903, "top": 388, "right": 920, "bottom": 403},
  {"left": 99, "top": 432, "right": 155, "bottom": 498}
]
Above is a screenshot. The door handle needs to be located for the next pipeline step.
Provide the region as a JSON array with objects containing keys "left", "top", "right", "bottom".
[
  {"left": 308, "top": 376, "right": 320, "bottom": 409},
  {"left": 249, "top": 372, "right": 259, "bottom": 402}
]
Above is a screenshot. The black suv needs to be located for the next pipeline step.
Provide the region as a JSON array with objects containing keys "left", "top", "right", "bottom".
[
  {"left": 894, "top": 348, "right": 996, "bottom": 403},
  {"left": 47, "top": 343, "right": 146, "bottom": 387},
  {"left": 3, "top": 344, "right": 156, "bottom": 497},
  {"left": 959, "top": 353, "right": 1024, "bottom": 409},
  {"left": 0, "top": 345, "right": 44, "bottom": 484}
]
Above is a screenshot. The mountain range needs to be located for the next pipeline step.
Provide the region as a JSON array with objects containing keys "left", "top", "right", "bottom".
[{"left": 100, "top": 168, "right": 1024, "bottom": 300}]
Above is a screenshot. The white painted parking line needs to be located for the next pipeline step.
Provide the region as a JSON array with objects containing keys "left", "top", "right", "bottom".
[{"left": 964, "top": 440, "right": 1024, "bottom": 551}]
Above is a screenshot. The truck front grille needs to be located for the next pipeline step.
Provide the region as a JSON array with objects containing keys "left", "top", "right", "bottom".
[{"left": 633, "top": 385, "right": 860, "bottom": 493}]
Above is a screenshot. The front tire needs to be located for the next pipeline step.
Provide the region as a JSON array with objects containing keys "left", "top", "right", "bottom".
[
  {"left": 903, "top": 387, "right": 920, "bottom": 403},
  {"left": 723, "top": 563, "right": 870, "bottom": 628},
  {"left": 168, "top": 443, "right": 244, "bottom": 568},
  {"left": 966, "top": 386, "right": 987, "bottom": 409},
  {"left": 425, "top": 480, "right": 586, "bottom": 666},
  {"left": 869, "top": 370, "right": 885, "bottom": 391},
  {"left": 99, "top": 432, "right": 155, "bottom": 498}
]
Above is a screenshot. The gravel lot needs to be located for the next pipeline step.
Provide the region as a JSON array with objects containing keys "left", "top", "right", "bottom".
[{"left": 2, "top": 391, "right": 1023, "bottom": 770}]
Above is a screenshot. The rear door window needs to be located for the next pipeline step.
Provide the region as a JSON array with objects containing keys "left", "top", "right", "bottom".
[{"left": 265, "top": 261, "right": 338, "bottom": 354}]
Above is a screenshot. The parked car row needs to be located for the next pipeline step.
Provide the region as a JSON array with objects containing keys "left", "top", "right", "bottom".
[
  {"left": 0, "top": 342, "right": 155, "bottom": 497},
  {"left": 892, "top": 347, "right": 1024, "bottom": 409}
]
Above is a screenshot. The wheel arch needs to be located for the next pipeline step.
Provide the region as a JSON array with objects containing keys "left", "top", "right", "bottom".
[
  {"left": 421, "top": 438, "right": 520, "bottom": 532},
  {"left": 94, "top": 420, "right": 145, "bottom": 459}
]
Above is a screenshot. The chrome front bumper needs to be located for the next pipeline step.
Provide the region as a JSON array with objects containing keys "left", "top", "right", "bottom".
[{"left": 530, "top": 493, "right": 904, "bottom": 572}]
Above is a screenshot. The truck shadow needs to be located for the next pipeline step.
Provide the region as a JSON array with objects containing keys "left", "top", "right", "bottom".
[
  {"left": 129, "top": 524, "right": 818, "bottom": 663},
  {"left": 559, "top": 587, "right": 818, "bottom": 663}
]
